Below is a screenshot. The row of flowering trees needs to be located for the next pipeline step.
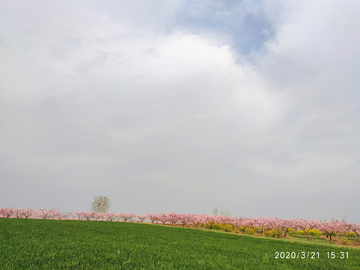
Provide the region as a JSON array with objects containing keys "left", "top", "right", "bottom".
[{"left": 1, "top": 207, "right": 359, "bottom": 243}]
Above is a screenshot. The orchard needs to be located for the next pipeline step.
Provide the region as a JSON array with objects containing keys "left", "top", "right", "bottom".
[{"left": 1, "top": 207, "right": 359, "bottom": 246}]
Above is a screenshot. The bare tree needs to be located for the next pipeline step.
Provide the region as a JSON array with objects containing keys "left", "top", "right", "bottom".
[
  {"left": 216, "top": 209, "right": 231, "bottom": 217},
  {"left": 91, "top": 196, "right": 110, "bottom": 213}
]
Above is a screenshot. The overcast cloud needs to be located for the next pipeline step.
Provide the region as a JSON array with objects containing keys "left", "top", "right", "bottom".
[{"left": 1, "top": 0, "right": 359, "bottom": 222}]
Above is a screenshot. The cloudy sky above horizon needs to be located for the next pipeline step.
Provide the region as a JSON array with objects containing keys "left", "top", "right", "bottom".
[{"left": 1, "top": 0, "right": 360, "bottom": 222}]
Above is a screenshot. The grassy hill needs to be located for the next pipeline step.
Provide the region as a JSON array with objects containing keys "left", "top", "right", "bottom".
[{"left": 1, "top": 218, "right": 359, "bottom": 269}]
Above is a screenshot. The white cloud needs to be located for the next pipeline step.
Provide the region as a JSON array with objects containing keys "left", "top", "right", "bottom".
[
  {"left": 194, "top": 114, "right": 209, "bottom": 119},
  {"left": 1, "top": 0, "right": 359, "bottom": 221}
]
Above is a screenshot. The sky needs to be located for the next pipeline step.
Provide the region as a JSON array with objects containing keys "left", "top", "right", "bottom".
[{"left": 1, "top": 0, "right": 360, "bottom": 222}]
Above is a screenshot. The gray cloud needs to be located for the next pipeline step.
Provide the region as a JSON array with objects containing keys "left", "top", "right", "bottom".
[{"left": 1, "top": 0, "right": 359, "bottom": 222}]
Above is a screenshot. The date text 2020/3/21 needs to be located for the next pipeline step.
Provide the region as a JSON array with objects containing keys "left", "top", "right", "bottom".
[{"left": 275, "top": 252, "right": 319, "bottom": 259}]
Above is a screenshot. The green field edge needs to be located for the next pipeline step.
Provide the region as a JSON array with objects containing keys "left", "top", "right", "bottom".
[{"left": 140, "top": 222, "right": 359, "bottom": 250}]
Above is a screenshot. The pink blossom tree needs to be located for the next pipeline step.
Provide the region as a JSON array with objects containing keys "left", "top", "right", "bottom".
[
  {"left": 203, "top": 215, "right": 217, "bottom": 230},
  {"left": 104, "top": 212, "right": 117, "bottom": 222},
  {"left": 270, "top": 218, "right": 296, "bottom": 239},
  {"left": 21, "top": 209, "right": 34, "bottom": 219},
  {"left": 72, "top": 211, "right": 87, "bottom": 221},
  {"left": 189, "top": 214, "right": 204, "bottom": 228},
  {"left": 0, "top": 208, "right": 14, "bottom": 218},
  {"left": 319, "top": 221, "right": 337, "bottom": 241},
  {"left": 146, "top": 213, "right": 159, "bottom": 224},
  {"left": 13, "top": 208, "right": 25, "bottom": 219},
  {"left": 137, "top": 214, "right": 147, "bottom": 223},
  {"left": 254, "top": 217, "right": 273, "bottom": 236},
  {"left": 36, "top": 208, "right": 57, "bottom": 219},
  {"left": 178, "top": 214, "right": 191, "bottom": 227},
  {"left": 158, "top": 213, "right": 169, "bottom": 225},
  {"left": 294, "top": 219, "right": 321, "bottom": 241},
  {"left": 60, "top": 212, "right": 69, "bottom": 220},
  {"left": 168, "top": 213, "right": 179, "bottom": 226},
  {"left": 345, "top": 222, "right": 360, "bottom": 243},
  {"left": 120, "top": 213, "right": 135, "bottom": 222}
]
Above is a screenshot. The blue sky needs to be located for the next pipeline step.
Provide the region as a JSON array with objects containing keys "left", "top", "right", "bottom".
[
  {"left": 1, "top": 0, "right": 360, "bottom": 222},
  {"left": 173, "top": 0, "right": 273, "bottom": 55}
]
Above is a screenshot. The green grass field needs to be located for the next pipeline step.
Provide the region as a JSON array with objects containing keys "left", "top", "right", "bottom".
[{"left": 1, "top": 218, "right": 359, "bottom": 269}]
